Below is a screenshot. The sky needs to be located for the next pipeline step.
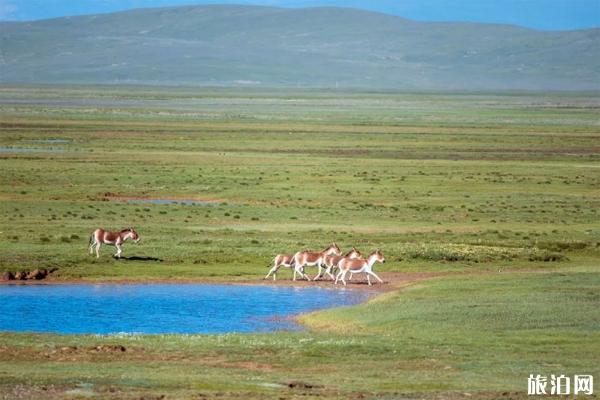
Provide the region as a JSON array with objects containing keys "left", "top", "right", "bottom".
[{"left": 0, "top": 0, "right": 598, "bottom": 30}]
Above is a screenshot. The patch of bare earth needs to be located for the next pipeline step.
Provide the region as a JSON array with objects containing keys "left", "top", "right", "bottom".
[
  {"left": 98, "top": 192, "right": 222, "bottom": 203},
  {"left": 254, "top": 272, "right": 443, "bottom": 292}
]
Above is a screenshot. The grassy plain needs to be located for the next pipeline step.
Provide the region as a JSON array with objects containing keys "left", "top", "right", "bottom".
[{"left": 0, "top": 86, "right": 598, "bottom": 398}]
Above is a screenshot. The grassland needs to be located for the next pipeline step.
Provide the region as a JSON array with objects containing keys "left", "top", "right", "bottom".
[{"left": 0, "top": 85, "right": 598, "bottom": 399}]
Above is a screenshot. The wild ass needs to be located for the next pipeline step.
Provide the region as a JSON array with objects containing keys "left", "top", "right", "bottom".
[
  {"left": 89, "top": 228, "right": 140, "bottom": 258},
  {"left": 335, "top": 250, "right": 385, "bottom": 286},
  {"left": 264, "top": 254, "right": 295, "bottom": 281},
  {"left": 291, "top": 243, "right": 341, "bottom": 281},
  {"left": 317, "top": 247, "right": 362, "bottom": 280}
]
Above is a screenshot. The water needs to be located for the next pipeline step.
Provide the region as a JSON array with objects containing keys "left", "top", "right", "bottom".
[
  {"left": 0, "top": 147, "right": 66, "bottom": 153},
  {"left": 0, "top": 284, "right": 370, "bottom": 334},
  {"left": 27, "top": 139, "right": 72, "bottom": 144}
]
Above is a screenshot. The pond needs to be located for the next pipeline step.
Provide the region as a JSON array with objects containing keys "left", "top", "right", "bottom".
[
  {"left": 0, "top": 284, "right": 370, "bottom": 334},
  {"left": 27, "top": 139, "right": 72, "bottom": 144},
  {"left": 0, "top": 147, "right": 66, "bottom": 153}
]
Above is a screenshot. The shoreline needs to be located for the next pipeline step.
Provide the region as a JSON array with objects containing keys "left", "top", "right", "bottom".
[
  {"left": 0, "top": 272, "right": 440, "bottom": 292},
  {"left": 0, "top": 272, "right": 441, "bottom": 336}
]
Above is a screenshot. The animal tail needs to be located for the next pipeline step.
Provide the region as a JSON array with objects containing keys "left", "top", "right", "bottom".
[{"left": 89, "top": 234, "right": 94, "bottom": 247}]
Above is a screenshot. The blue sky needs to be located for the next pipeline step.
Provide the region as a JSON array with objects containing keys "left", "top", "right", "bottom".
[{"left": 0, "top": 0, "right": 598, "bottom": 30}]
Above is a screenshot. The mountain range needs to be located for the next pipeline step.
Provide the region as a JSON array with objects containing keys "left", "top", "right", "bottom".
[{"left": 0, "top": 5, "right": 598, "bottom": 90}]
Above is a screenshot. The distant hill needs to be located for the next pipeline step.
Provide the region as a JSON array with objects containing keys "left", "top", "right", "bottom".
[{"left": 0, "top": 5, "right": 598, "bottom": 90}]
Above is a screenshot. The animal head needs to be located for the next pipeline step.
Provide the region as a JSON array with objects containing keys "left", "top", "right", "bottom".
[
  {"left": 344, "top": 247, "right": 362, "bottom": 259},
  {"left": 123, "top": 227, "right": 140, "bottom": 243},
  {"left": 325, "top": 242, "right": 342, "bottom": 256},
  {"left": 370, "top": 249, "right": 385, "bottom": 264}
]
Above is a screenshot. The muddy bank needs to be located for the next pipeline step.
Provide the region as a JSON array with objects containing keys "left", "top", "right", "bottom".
[
  {"left": 0, "top": 272, "right": 441, "bottom": 292},
  {"left": 99, "top": 192, "right": 222, "bottom": 205}
]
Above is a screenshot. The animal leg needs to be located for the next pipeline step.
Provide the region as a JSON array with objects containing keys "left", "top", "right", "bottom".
[
  {"left": 115, "top": 244, "right": 122, "bottom": 258},
  {"left": 340, "top": 270, "right": 347, "bottom": 286},
  {"left": 326, "top": 267, "right": 336, "bottom": 280},
  {"left": 301, "top": 266, "right": 311, "bottom": 281},
  {"left": 334, "top": 270, "right": 340, "bottom": 284},
  {"left": 294, "top": 264, "right": 305, "bottom": 281},
  {"left": 323, "top": 265, "right": 335, "bottom": 280},
  {"left": 314, "top": 264, "right": 325, "bottom": 280},
  {"left": 368, "top": 270, "right": 384, "bottom": 284},
  {"left": 265, "top": 264, "right": 280, "bottom": 280},
  {"left": 95, "top": 243, "right": 101, "bottom": 258},
  {"left": 366, "top": 273, "right": 372, "bottom": 286}
]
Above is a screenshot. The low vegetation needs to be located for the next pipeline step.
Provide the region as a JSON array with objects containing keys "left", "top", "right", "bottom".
[{"left": 0, "top": 86, "right": 598, "bottom": 398}]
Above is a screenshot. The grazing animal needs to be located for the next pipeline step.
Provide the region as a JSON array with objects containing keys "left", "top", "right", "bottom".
[
  {"left": 89, "top": 228, "right": 140, "bottom": 258},
  {"left": 317, "top": 247, "right": 362, "bottom": 280},
  {"left": 291, "top": 243, "right": 341, "bottom": 281},
  {"left": 336, "top": 250, "right": 385, "bottom": 286},
  {"left": 264, "top": 254, "right": 295, "bottom": 281}
]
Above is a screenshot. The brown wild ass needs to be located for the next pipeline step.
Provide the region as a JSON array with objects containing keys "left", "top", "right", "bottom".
[
  {"left": 317, "top": 247, "right": 362, "bottom": 280},
  {"left": 335, "top": 250, "right": 385, "bottom": 286},
  {"left": 264, "top": 254, "right": 295, "bottom": 281},
  {"left": 292, "top": 243, "right": 341, "bottom": 281},
  {"left": 89, "top": 228, "right": 140, "bottom": 258}
]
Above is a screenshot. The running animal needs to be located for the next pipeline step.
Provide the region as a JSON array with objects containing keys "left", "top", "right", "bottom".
[
  {"left": 264, "top": 254, "right": 295, "bottom": 281},
  {"left": 335, "top": 250, "right": 385, "bottom": 286},
  {"left": 291, "top": 243, "right": 341, "bottom": 281},
  {"left": 317, "top": 247, "right": 362, "bottom": 280}
]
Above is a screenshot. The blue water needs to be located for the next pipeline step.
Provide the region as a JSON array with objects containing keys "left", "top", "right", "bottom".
[
  {"left": 0, "top": 284, "right": 370, "bottom": 334},
  {"left": 27, "top": 139, "right": 72, "bottom": 144},
  {"left": 0, "top": 147, "right": 66, "bottom": 153}
]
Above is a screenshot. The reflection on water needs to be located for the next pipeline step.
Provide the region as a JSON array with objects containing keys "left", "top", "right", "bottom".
[{"left": 0, "top": 284, "right": 371, "bottom": 334}]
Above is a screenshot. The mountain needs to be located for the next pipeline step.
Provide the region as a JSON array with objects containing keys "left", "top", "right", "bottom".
[{"left": 0, "top": 5, "right": 598, "bottom": 90}]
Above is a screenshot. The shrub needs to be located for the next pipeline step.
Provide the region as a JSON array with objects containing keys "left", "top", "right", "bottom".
[
  {"left": 537, "top": 241, "right": 587, "bottom": 252},
  {"left": 528, "top": 251, "right": 566, "bottom": 262},
  {"left": 400, "top": 243, "right": 565, "bottom": 263}
]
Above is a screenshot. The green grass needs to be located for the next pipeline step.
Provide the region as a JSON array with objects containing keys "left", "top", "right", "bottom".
[{"left": 0, "top": 86, "right": 598, "bottom": 398}]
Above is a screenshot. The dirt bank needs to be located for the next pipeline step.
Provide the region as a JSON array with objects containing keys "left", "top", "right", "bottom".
[{"left": 0, "top": 272, "right": 442, "bottom": 291}]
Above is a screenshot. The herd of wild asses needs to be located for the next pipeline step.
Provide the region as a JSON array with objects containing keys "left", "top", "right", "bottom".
[
  {"left": 89, "top": 230, "right": 385, "bottom": 286},
  {"left": 266, "top": 243, "right": 385, "bottom": 286}
]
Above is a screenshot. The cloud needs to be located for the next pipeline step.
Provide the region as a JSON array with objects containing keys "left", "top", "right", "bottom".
[{"left": 0, "top": 0, "right": 17, "bottom": 19}]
